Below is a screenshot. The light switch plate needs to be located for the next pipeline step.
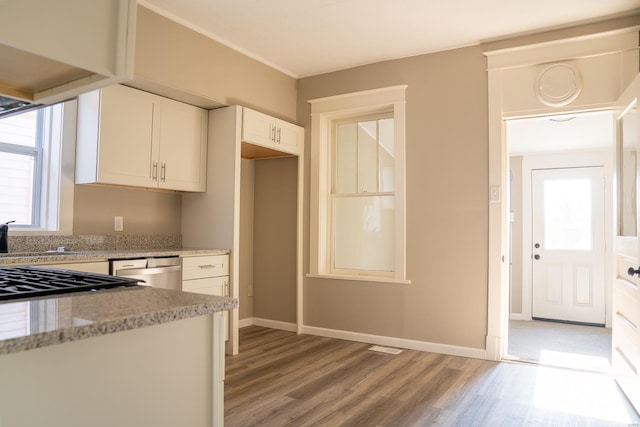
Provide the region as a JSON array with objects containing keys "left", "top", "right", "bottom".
[
  {"left": 489, "top": 185, "right": 500, "bottom": 202},
  {"left": 114, "top": 216, "right": 124, "bottom": 232}
]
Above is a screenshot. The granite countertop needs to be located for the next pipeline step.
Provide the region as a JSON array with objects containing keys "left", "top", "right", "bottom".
[
  {"left": 0, "top": 285, "right": 238, "bottom": 355},
  {"left": 0, "top": 248, "right": 229, "bottom": 265}
]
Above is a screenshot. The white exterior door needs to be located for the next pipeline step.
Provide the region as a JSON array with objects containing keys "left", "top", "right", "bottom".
[
  {"left": 531, "top": 167, "right": 606, "bottom": 325},
  {"left": 613, "top": 73, "right": 640, "bottom": 413}
]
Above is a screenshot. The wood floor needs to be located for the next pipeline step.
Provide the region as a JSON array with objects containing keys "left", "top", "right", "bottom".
[{"left": 225, "top": 326, "right": 639, "bottom": 426}]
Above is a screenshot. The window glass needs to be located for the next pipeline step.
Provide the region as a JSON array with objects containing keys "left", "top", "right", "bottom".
[
  {"left": 333, "top": 195, "right": 395, "bottom": 272},
  {"left": 0, "top": 111, "right": 38, "bottom": 147},
  {"left": 357, "top": 120, "right": 378, "bottom": 193},
  {"left": 378, "top": 118, "right": 395, "bottom": 192},
  {"left": 336, "top": 122, "right": 357, "bottom": 194},
  {"left": 333, "top": 115, "right": 395, "bottom": 273},
  {"left": 544, "top": 178, "right": 592, "bottom": 250},
  {"left": 0, "top": 151, "right": 36, "bottom": 224}
]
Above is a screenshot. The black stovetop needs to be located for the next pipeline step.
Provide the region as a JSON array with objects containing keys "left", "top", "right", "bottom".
[{"left": 0, "top": 266, "right": 140, "bottom": 301}]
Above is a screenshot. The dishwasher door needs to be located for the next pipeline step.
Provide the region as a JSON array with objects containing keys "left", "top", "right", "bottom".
[{"left": 110, "top": 257, "right": 182, "bottom": 291}]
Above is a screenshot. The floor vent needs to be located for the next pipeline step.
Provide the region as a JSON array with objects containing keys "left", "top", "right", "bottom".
[{"left": 368, "top": 345, "right": 403, "bottom": 355}]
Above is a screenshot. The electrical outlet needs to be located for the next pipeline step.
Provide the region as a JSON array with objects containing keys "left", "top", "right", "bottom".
[{"left": 114, "top": 216, "right": 124, "bottom": 232}]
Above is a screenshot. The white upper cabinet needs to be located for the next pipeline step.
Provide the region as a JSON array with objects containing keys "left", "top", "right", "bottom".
[
  {"left": 159, "top": 99, "right": 209, "bottom": 192},
  {"left": 76, "top": 85, "right": 208, "bottom": 192},
  {"left": 242, "top": 107, "right": 303, "bottom": 155}
]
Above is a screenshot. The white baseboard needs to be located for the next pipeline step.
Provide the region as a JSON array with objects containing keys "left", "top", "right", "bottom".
[
  {"left": 301, "top": 325, "right": 487, "bottom": 360},
  {"left": 238, "top": 317, "right": 297, "bottom": 332},
  {"left": 509, "top": 313, "right": 526, "bottom": 321},
  {"left": 238, "top": 317, "right": 253, "bottom": 328}
]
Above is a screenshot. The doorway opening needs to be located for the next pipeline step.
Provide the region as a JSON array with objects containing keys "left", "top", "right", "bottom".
[{"left": 505, "top": 110, "right": 614, "bottom": 373}]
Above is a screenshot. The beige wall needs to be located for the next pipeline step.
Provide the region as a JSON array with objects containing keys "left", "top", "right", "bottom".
[
  {"left": 239, "top": 159, "right": 254, "bottom": 320},
  {"left": 72, "top": 6, "right": 298, "bottom": 237},
  {"left": 298, "top": 46, "right": 490, "bottom": 349},
  {"left": 252, "top": 157, "right": 298, "bottom": 323},
  {"left": 509, "top": 157, "right": 523, "bottom": 315},
  {"left": 133, "top": 6, "right": 298, "bottom": 122},
  {"left": 73, "top": 185, "right": 181, "bottom": 235}
]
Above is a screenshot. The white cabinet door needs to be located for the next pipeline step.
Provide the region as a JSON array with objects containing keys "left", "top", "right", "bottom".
[
  {"left": 242, "top": 107, "right": 276, "bottom": 148},
  {"left": 614, "top": 73, "right": 640, "bottom": 413},
  {"left": 158, "top": 98, "right": 208, "bottom": 192},
  {"left": 183, "top": 276, "right": 229, "bottom": 296},
  {"left": 40, "top": 262, "right": 109, "bottom": 275},
  {"left": 77, "top": 85, "right": 208, "bottom": 192},
  {"left": 276, "top": 119, "right": 304, "bottom": 154},
  {"left": 242, "top": 107, "right": 303, "bottom": 155},
  {"left": 92, "top": 85, "right": 159, "bottom": 188}
]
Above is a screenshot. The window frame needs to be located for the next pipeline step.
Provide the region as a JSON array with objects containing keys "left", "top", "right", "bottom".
[
  {"left": 308, "top": 85, "right": 409, "bottom": 283},
  {"left": 0, "top": 101, "right": 76, "bottom": 234}
]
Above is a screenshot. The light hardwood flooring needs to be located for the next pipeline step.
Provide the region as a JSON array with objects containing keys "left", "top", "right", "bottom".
[{"left": 225, "top": 326, "right": 639, "bottom": 426}]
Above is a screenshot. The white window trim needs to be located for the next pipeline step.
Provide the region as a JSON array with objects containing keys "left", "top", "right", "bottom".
[
  {"left": 308, "top": 85, "right": 409, "bottom": 283},
  {"left": 10, "top": 100, "right": 76, "bottom": 235}
]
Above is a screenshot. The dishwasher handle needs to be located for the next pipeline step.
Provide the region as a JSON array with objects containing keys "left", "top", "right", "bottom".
[{"left": 115, "top": 265, "right": 182, "bottom": 276}]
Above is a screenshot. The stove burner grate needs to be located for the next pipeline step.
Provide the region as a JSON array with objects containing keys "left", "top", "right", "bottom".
[{"left": 0, "top": 266, "right": 141, "bottom": 301}]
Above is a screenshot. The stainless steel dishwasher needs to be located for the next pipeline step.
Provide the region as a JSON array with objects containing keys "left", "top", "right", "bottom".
[{"left": 110, "top": 256, "right": 182, "bottom": 290}]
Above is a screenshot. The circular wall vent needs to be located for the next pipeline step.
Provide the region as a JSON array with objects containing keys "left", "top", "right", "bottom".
[{"left": 535, "top": 63, "right": 583, "bottom": 107}]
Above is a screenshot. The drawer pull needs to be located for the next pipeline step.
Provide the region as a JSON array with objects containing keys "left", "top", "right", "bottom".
[
  {"left": 616, "top": 311, "right": 638, "bottom": 331},
  {"left": 198, "top": 264, "right": 216, "bottom": 269}
]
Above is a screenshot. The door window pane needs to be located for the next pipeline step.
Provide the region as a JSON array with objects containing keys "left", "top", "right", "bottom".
[
  {"left": 544, "top": 178, "right": 592, "bottom": 250},
  {"left": 333, "top": 195, "right": 395, "bottom": 272}
]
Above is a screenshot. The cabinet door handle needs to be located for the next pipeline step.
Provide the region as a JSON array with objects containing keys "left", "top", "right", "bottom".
[
  {"left": 224, "top": 280, "right": 229, "bottom": 296},
  {"left": 271, "top": 125, "right": 276, "bottom": 143},
  {"left": 152, "top": 162, "right": 158, "bottom": 181},
  {"left": 277, "top": 127, "right": 281, "bottom": 144},
  {"left": 161, "top": 163, "right": 166, "bottom": 182}
]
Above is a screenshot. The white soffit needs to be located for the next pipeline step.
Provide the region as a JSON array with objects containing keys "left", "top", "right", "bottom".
[
  {"left": 138, "top": 0, "right": 640, "bottom": 78},
  {"left": 507, "top": 110, "right": 614, "bottom": 156}
]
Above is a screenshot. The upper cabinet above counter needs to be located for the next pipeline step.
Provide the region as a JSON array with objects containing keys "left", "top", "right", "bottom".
[{"left": 75, "top": 84, "right": 208, "bottom": 192}]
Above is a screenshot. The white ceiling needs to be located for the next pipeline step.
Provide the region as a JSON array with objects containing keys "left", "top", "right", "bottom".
[
  {"left": 138, "top": 0, "right": 639, "bottom": 78},
  {"left": 507, "top": 111, "right": 614, "bottom": 156}
]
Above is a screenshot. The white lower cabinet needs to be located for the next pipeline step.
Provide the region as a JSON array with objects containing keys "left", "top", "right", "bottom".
[
  {"left": 36, "top": 261, "right": 109, "bottom": 275},
  {"left": 182, "top": 254, "right": 230, "bottom": 340}
]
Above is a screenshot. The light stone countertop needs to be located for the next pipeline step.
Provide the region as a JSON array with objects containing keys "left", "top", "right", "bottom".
[
  {"left": 0, "top": 248, "right": 229, "bottom": 265},
  {"left": 0, "top": 285, "right": 238, "bottom": 355}
]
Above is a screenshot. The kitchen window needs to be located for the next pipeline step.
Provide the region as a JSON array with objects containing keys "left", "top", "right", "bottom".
[
  {"left": 308, "top": 85, "right": 409, "bottom": 283},
  {"left": 0, "top": 101, "right": 76, "bottom": 233}
]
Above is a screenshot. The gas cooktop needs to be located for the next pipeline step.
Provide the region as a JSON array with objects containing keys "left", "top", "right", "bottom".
[{"left": 0, "top": 266, "right": 141, "bottom": 301}]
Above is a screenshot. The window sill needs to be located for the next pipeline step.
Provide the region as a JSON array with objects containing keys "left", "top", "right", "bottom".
[{"left": 306, "top": 273, "right": 411, "bottom": 285}]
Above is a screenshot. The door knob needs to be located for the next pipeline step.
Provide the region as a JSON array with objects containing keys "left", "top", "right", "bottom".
[
  {"left": 628, "top": 267, "right": 640, "bottom": 277},
  {"left": 534, "top": 254, "right": 540, "bottom": 260},
  {"left": 534, "top": 243, "right": 540, "bottom": 248}
]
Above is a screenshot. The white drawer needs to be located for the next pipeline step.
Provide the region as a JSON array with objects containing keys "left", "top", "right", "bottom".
[
  {"left": 182, "top": 255, "right": 229, "bottom": 280},
  {"left": 182, "top": 276, "right": 228, "bottom": 296},
  {"left": 618, "top": 255, "right": 640, "bottom": 287}
]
